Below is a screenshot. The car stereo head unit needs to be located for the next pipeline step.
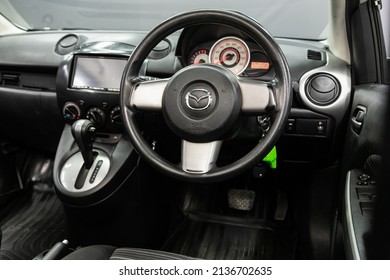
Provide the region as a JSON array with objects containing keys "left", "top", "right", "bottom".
[{"left": 71, "top": 55, "right": 128, "bottom": 92}]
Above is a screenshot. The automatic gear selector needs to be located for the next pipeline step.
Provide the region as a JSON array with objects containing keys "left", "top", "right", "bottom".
[
  {"left": 71, "top": 119, "right": 96, "bottom": 169},
  {"left": 59, "top": 119, "right": 111, "bottom": 192}
]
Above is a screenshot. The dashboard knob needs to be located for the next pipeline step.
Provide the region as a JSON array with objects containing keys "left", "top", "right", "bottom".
[
  {"left": 86, "top": 107, "right": 106, "bottom": 128},
  {"left": 63, "top": 102, "right": 81, "bottom": 121},
  {"left": 110, "top": 106, "right": 122, "bottom": 125}
]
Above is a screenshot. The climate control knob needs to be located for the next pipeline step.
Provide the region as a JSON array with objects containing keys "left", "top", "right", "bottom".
[
  {"left": 86, "top": 107, "right": 106, "bottom": 128},
  {"left": 63, "top": 102, "right": 80, "bottom": 121},
  {"left": 110, "top": 106, "right": 122, "bottom": 125}
]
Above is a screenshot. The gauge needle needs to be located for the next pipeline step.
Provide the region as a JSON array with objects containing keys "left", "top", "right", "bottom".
[
  {"left": 225, "top": 53, "right": 235, "bottom": 61},
  {"left": 218, "top": 53, "right": 235, "bottom": 64},
  {"left": 194, "top": 59, "right": 206, "bottom": 64}
]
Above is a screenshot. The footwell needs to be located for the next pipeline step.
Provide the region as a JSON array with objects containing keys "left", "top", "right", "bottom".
[
  {"left": 0, "top": 184, "right": 66, "bottom": 260},
  {"left": 165, "top": 217, "right": 295, "bottom": 260}
]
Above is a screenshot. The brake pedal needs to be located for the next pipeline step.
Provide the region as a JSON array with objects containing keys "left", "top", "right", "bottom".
[{"left": 228, "top": 189, "right": 256, "bottom": 211}]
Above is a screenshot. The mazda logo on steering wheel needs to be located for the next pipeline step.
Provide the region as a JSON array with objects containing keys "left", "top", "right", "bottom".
[{"left": 185, "top": 89, "right": 213, "bottom": 111}]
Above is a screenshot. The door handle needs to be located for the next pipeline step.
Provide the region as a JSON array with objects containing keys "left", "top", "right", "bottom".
[{"left": 351, "top": 106, "right": 366, "bottom": 134}]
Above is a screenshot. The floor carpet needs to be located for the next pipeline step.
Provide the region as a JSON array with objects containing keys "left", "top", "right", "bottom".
[{"left": 0, "top": 184, "right": 67, "bottom": 260}]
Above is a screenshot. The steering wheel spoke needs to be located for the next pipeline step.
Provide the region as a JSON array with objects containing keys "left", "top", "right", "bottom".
[
  {"left": 239, "top": 79, "right": 276, "bottom": 114},
  {"left": 129, "top": 78, "right": 168, "bottom": 111},
  {"left": 181, "top": 140, "right": 222, "bottom": 174}
]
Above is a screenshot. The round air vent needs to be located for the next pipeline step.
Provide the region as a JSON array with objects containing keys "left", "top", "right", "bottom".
[
  {"left": 56, "top": 34, "right": 81, "bottom": 55},
  {"left": 148, "top": 39, "right": 171, "bottom": 59},
  {"left": 305, "top": 73, "right": 340, "bottom": 105}
]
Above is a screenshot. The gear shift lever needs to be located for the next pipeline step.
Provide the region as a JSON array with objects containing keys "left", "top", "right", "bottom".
[{"left": 71, "top": 119, "right": 96, "bottom": 169}]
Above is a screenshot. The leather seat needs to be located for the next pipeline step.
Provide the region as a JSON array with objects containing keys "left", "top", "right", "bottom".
[{"left": 62, "top": 245, "right": 194, "bottom": 260}]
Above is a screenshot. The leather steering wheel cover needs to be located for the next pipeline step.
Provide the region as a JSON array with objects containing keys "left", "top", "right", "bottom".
[{"left": 120, "top": 10, "right": 292, "bottom": 183}]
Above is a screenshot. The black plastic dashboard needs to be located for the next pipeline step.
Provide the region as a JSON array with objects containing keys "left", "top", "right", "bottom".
[{"left": 0, "top": 25, "right": 351, "bottom": 165}]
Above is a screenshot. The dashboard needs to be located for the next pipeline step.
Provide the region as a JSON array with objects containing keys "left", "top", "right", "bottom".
[{"left": 0, "top": 24, "right": 351, "bottom": 165}]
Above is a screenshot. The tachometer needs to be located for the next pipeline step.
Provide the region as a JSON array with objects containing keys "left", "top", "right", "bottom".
[
  {"left": 209, "top": 36, "right": 250, "bottom": 75},
  {"left": 189, "top": 49, "right": 209, "bottom": 65}
]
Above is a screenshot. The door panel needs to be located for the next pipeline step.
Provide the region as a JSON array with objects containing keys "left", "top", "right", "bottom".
[{"left": 342, "top": 84, "right": 388, "bottom": 259}]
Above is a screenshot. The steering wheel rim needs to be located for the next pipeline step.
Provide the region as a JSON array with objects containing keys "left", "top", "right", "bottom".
[{"left": 120, "top": 10, "right": 292, "bottom": 183}]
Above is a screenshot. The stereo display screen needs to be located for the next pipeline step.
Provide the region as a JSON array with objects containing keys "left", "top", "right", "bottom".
[{"left": 71, "top": 56, "right": 128, "bottom": 92}]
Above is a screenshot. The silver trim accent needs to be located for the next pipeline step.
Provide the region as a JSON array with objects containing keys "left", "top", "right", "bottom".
[
  {"left": 239, "top": 79, "right": 273, "bottom": 113},
  {"left": 181, "top": 140, "right": 222, "bottom": 174},
  {"left": 298, "top": 52, "right": 351, "bottom": 120},
  {"left": 345, "top": 171, "right": 361, "bottom": 260},
  {"left": 185, "top": 88, "right": 212, "bottom": 111},
  {"left": 130, "top": 79, "right": 168, "bottom": 110},
  {"left": 59, "top": 150, "right": 110, "bottom": 192}
]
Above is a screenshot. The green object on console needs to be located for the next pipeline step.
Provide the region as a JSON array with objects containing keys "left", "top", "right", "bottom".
[{"left": 263, "top": 146, "right": 277, "bottom": 169}]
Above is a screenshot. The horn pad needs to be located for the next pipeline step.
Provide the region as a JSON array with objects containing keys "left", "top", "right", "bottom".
[{"left": 162, "top": 64, "right": 242, "bottom": 143}]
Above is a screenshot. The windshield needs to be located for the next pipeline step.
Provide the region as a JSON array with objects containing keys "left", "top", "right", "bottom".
[{"left": 3, "top": 0, "right": 329, "bottom": 40}]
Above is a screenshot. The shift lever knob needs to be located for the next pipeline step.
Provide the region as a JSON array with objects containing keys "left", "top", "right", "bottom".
[{"left": 71, "top": 119, "right": 96, "bottom": 169}]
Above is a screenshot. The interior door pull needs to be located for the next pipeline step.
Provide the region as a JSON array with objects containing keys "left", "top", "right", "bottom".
[{"left": 351, "top": 106, "right": 366, "bottom": 134}]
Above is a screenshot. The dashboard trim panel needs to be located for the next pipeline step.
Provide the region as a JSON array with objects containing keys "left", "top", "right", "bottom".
[{"left": 298, "top": 52, "right": 351, "bottom": 123}]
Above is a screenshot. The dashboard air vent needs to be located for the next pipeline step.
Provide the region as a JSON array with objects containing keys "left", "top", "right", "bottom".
[
  {"left": 307, "top": 50, "right": 322, "bottom": 61},
  {"left": 56, "top": 34, "right": 81, "bottom": 55},
  {"left": 305, "top": 73, "right": 340, "bottom": 105},
  {"left": 1, "top": 73, "right": 20, "bottom": 87},
  {"left": 148, "top": 40, "right": 171, "bottom": 59}
]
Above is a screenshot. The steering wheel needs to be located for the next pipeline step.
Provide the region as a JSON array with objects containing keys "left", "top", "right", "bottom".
[{"left": 120, "top": 10, "right": 292, "bottom": 183}]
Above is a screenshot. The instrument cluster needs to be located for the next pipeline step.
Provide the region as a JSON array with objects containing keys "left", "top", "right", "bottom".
[{"left": 186, "top": 36, "right": 272, "bottom": 77}]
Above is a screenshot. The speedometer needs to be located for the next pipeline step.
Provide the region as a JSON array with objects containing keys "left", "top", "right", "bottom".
[{"left": 209, "top": 36, "right": 250, "bottom": 75}]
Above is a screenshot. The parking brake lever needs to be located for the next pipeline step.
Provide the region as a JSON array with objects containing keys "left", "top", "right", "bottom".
[
  {"left": 41, "top": 240, "right": 70, "bottom": 260},
  {"left": 71, "top": 119, "right": 96, "bottom": 169}
]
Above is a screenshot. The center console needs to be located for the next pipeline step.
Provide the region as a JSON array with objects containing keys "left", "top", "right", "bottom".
[
  {"left": 53, "top": 49, "right": 139, "bottom": 207},
  {"left": 57, "top": 52, "right": 130, "bottom": 131}
]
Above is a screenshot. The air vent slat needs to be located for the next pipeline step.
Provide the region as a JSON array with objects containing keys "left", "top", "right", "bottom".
[
  {"left": 307, "top": 50, "right": 322, "bottom": 61},
  {"left": 1, "top": 73, "right": 20, "bottom": 87}
]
